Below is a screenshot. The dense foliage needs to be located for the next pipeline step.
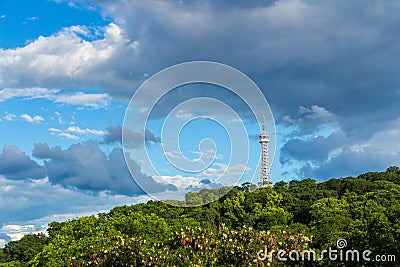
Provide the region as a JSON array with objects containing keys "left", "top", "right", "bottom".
[{"left": 1, "top": 167, "right": 399, "bottom": 266}]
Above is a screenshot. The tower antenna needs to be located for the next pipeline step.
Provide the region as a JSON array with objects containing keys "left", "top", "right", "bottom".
[{"left": 258, "top": 115, "right": 272, "bottom": 187}]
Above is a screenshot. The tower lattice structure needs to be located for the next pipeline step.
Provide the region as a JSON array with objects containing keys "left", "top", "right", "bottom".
[{"left": 258, "top": 116, "right": 272, "bottom": 187}]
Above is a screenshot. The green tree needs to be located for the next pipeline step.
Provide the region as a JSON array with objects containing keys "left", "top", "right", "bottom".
[
  {"left": 1, "top": 234, "right": 47, "bottom": 265},
  {"left": 310, "top": 197, "right": 352, "bottom": 248},
  {"left": 245, "top": 187, "right": 292, "bottom": 230}
]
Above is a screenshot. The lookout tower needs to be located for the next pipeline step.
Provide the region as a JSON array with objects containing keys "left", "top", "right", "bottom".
[{"left": 258, "top": 116, "right": 272, "bottom": 187}]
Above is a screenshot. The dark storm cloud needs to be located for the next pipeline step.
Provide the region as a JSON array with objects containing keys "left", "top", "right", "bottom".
[
  {"left": 103, "top": 125, "right": 125, "bottom": 144},
  {"left": 281, "top": 105, "right": 337, "bottom": 136},
  {"left": 0, "top": 145, "right": 45, "bottom": 180},
  {"left": 2, "top": 0, "right": 400, "bottom": 180},
  {"left": 31, "top": 143, "right": 65, "bottom": 159},
  {"left": 103, "top": 125, "right": 160, "bottom": 147},
  {"left": 73, "top": 0, "right": 400, "bottom": 180},
  {"left": 299, "top": 146, "right": 400, "bottom": 181},
  {"left": 33, "top": 141, "right": 175, "bottom": 195},
  {"left": 283, "top": 119, "right": 400, "bottom": 180},
  {"left": 280, "top": 131, "right": 346, "bottom": 164},
  {"left": 67, "top": 0, "right": 400, "bottom": 138},
  {"left": 3, "top": 0, "right": 400, "bottom": 130}
]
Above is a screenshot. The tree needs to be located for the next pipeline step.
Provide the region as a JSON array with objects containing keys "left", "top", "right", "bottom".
[
  {"left": 386, "top": 166, "right": 400, "bottom": 174},
  {"left": 9, "top": 167, "right": 400, "bottom": 266},
  {"left": 310, "top": 197, "right": 352, "bottom": 248},
  {"left": 1, "top": 234, "right": 47, "bottom": 266},
  {"left": 244, "top": 187, "right": 292, "bottom": 230}
]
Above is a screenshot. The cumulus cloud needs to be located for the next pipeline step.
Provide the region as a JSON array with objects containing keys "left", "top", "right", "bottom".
[
  {"left": 3, "top": 112, "right": 16, "bottom": 122},
  {"left": 0, "top": 145, "right": 45, "bottom": 180},
  {"left": 49, "top": 1, "right": 400, "bottom": 162},
  {"left": 1, "top": 0, "right": 399, "bottom": 130},
  {"left": 175, "top": 110, "right": 195, "bottom": 120},
  {"left": 280, "top": 131, "right": 346, "bottom": 164},
  {"left": 0, "top": 23, "right": 136, "bottom": 99},
  {"left": 0, "top": 0, "right": 397, "bottom": 115},
  {"left": 32, "top": 141, "right": 175, "bottom": 195},
  {"left": 0, "top": 88, "right": 57, "bottom": 102},
  {"left": 110, "top": 0, "right": 400, "bottom": 137},
  {"left": 283, "top": 120, "right": 400, "bottom": 180},
  {"left": 49, "top": 126, "right": 105, "bottom": 140},
  {"left": 1, "top": 225, "right": 39, "bottom": 241},
  {"left": 103, "top": 125, "right": 123, "bottom": 144},
  {"left": 191, "top": 149, "right": 223, "bottom": 161},
  {"left": 0, "top": 176, "right": 154, "bottom": 243},
  {"left": 0, "top": 88, "right": 111, "bottom": 108},
  {"left": 20, "top": 114, "right": 44, "bottom": 124},
  {"left": 103, "top": 125, "right": 160, "bottom": 147},
  {"left": 163, "top": 148, "right": 224, "bottom": 168},
  {"left": 279, "top": 104, "right": 400, "bottom": 180},
  {"left": 200, "top": 163, "right": 251, "bottom": 185},
  {"left": 152, "top": 174, "right": 210, "bottom": 188},
  {"left": 299, "top": 146, "right": 400, "bottom": 180},
  {"left": 54, "top": 92, "right": 111, "bottom": 107},
  {"left": 281, "top": 105, "right": 337, "bottom": 135},
  {"left": 0, "top": 233, "right": 11, "bottom": 245},
  {"left": 66, "top": 126, "right": 105, "bottom": 135},
  {"left": 58, "top": 132, "right": 79, "bottom": 140},
  {"left": 164, "top": 150, "right": 181, "bottom": 159}
]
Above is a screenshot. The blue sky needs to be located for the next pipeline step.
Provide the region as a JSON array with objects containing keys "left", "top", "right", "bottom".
[{"left": 1, "top": 0, "right": 400, "bottom": 246}]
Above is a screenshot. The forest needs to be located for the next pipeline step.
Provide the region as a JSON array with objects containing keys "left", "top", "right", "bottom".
[{"left": 0, "top": 167, "right": 399, "bottom": 266}]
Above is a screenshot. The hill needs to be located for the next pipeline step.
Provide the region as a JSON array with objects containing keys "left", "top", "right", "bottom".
[{"left": 1, "top": 167, "right": 399, "bottom": 266}]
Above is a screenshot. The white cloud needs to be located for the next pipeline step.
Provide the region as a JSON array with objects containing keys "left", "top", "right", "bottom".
[
  {"left": 0, "top": 88, "right": 58, "bottom": 102},
  {"left": 200, "top": 163, "right": 251, "bottom": 186},
  {"left": 3, "top": 112, "right": 16, "bottom": 121},
  {"left": 282, "top": 105, "right": 338, "bottom": 136},
  {"left": 32, "top": 142, "right": 175, "bottom": 195},
  {"left": 0, "top": 176, "right": 152, "bottom": 243},
  {"left": 282, "top": 117, "right": 400, "bottom": 180},
  {"left": 202, "top": 163, "right": 250, "bottom": 176},
  {"left": 191, "top": 149, "right": 223, "bottom": 160},
  {"left": 49, "top": 127, "right": 63, "bottom": 133},
  {"left": 165, "top": 148, "right": 223, "bottom": 162},
  {"left": 164, "top": 150, "right": 181, "bottom": 159},
  {"left": 58, "top": 132, "right": 79, "bottom": 140},
  {"left": 299, "top": 105, "right": 336, "bottom": 120},
  {"left": 54, "top": 111, "right": 63, "bottom": 124},
  {"left": 152, "top": 174, "right": 205, "bottom": 188},
  {"left": 22, "top": 17, "right": 39, "bottom": 25},
  {"left": 66, "top": 126, "right": 105, "bottom": 135},
  {"left": 54, "top": 92, "right": 111, "bottom": 107},
  {"left": 367, "top": 122, "right": 400, "bottom": 154},
  {"left": 20, "top": 114, "right": 44, "bottom": 124},
  {"left": 26, "top": 16, "right": 39, "bottom": 22},
  {"left": 0, "top": 15, "right": 6, "bottom": 19},
  {"left": 0, "top": 87, "right": 111, "bottom": 108},
  {"left": 0, "top": 23, "right": 135, "bottom": 97},
  {"left": 175, "top": 110, "right": 194, "bottom": 120},
  {"left": 1, "top": 225, "right": 39, "bottom": 241},
  {"left": 66, "top": 126, "right": 89, "bottom": 134},
  {"left": 49, "top": 126, "right": 105, "bottom": 140}
]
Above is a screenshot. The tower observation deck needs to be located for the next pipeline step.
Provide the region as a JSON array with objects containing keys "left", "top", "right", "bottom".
[{"left": 258, "top": 116, "right": 272, "bottom": 187}]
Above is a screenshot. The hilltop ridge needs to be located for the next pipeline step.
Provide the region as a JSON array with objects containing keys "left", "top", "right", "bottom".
[{"left": 1, "top": 167, "right": 399, "bottom": 266}]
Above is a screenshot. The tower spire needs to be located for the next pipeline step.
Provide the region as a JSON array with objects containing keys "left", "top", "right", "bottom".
[
  {"left": 258, "top": 115, "right": 272, "bottom": 187},
  {"left": 262, "top": 115, "right": 266, "bottom": 132}
]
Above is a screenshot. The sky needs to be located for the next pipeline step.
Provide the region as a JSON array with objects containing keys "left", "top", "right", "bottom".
[{"left": 1, "top": 0, "right": 400, "bottom": 246}]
